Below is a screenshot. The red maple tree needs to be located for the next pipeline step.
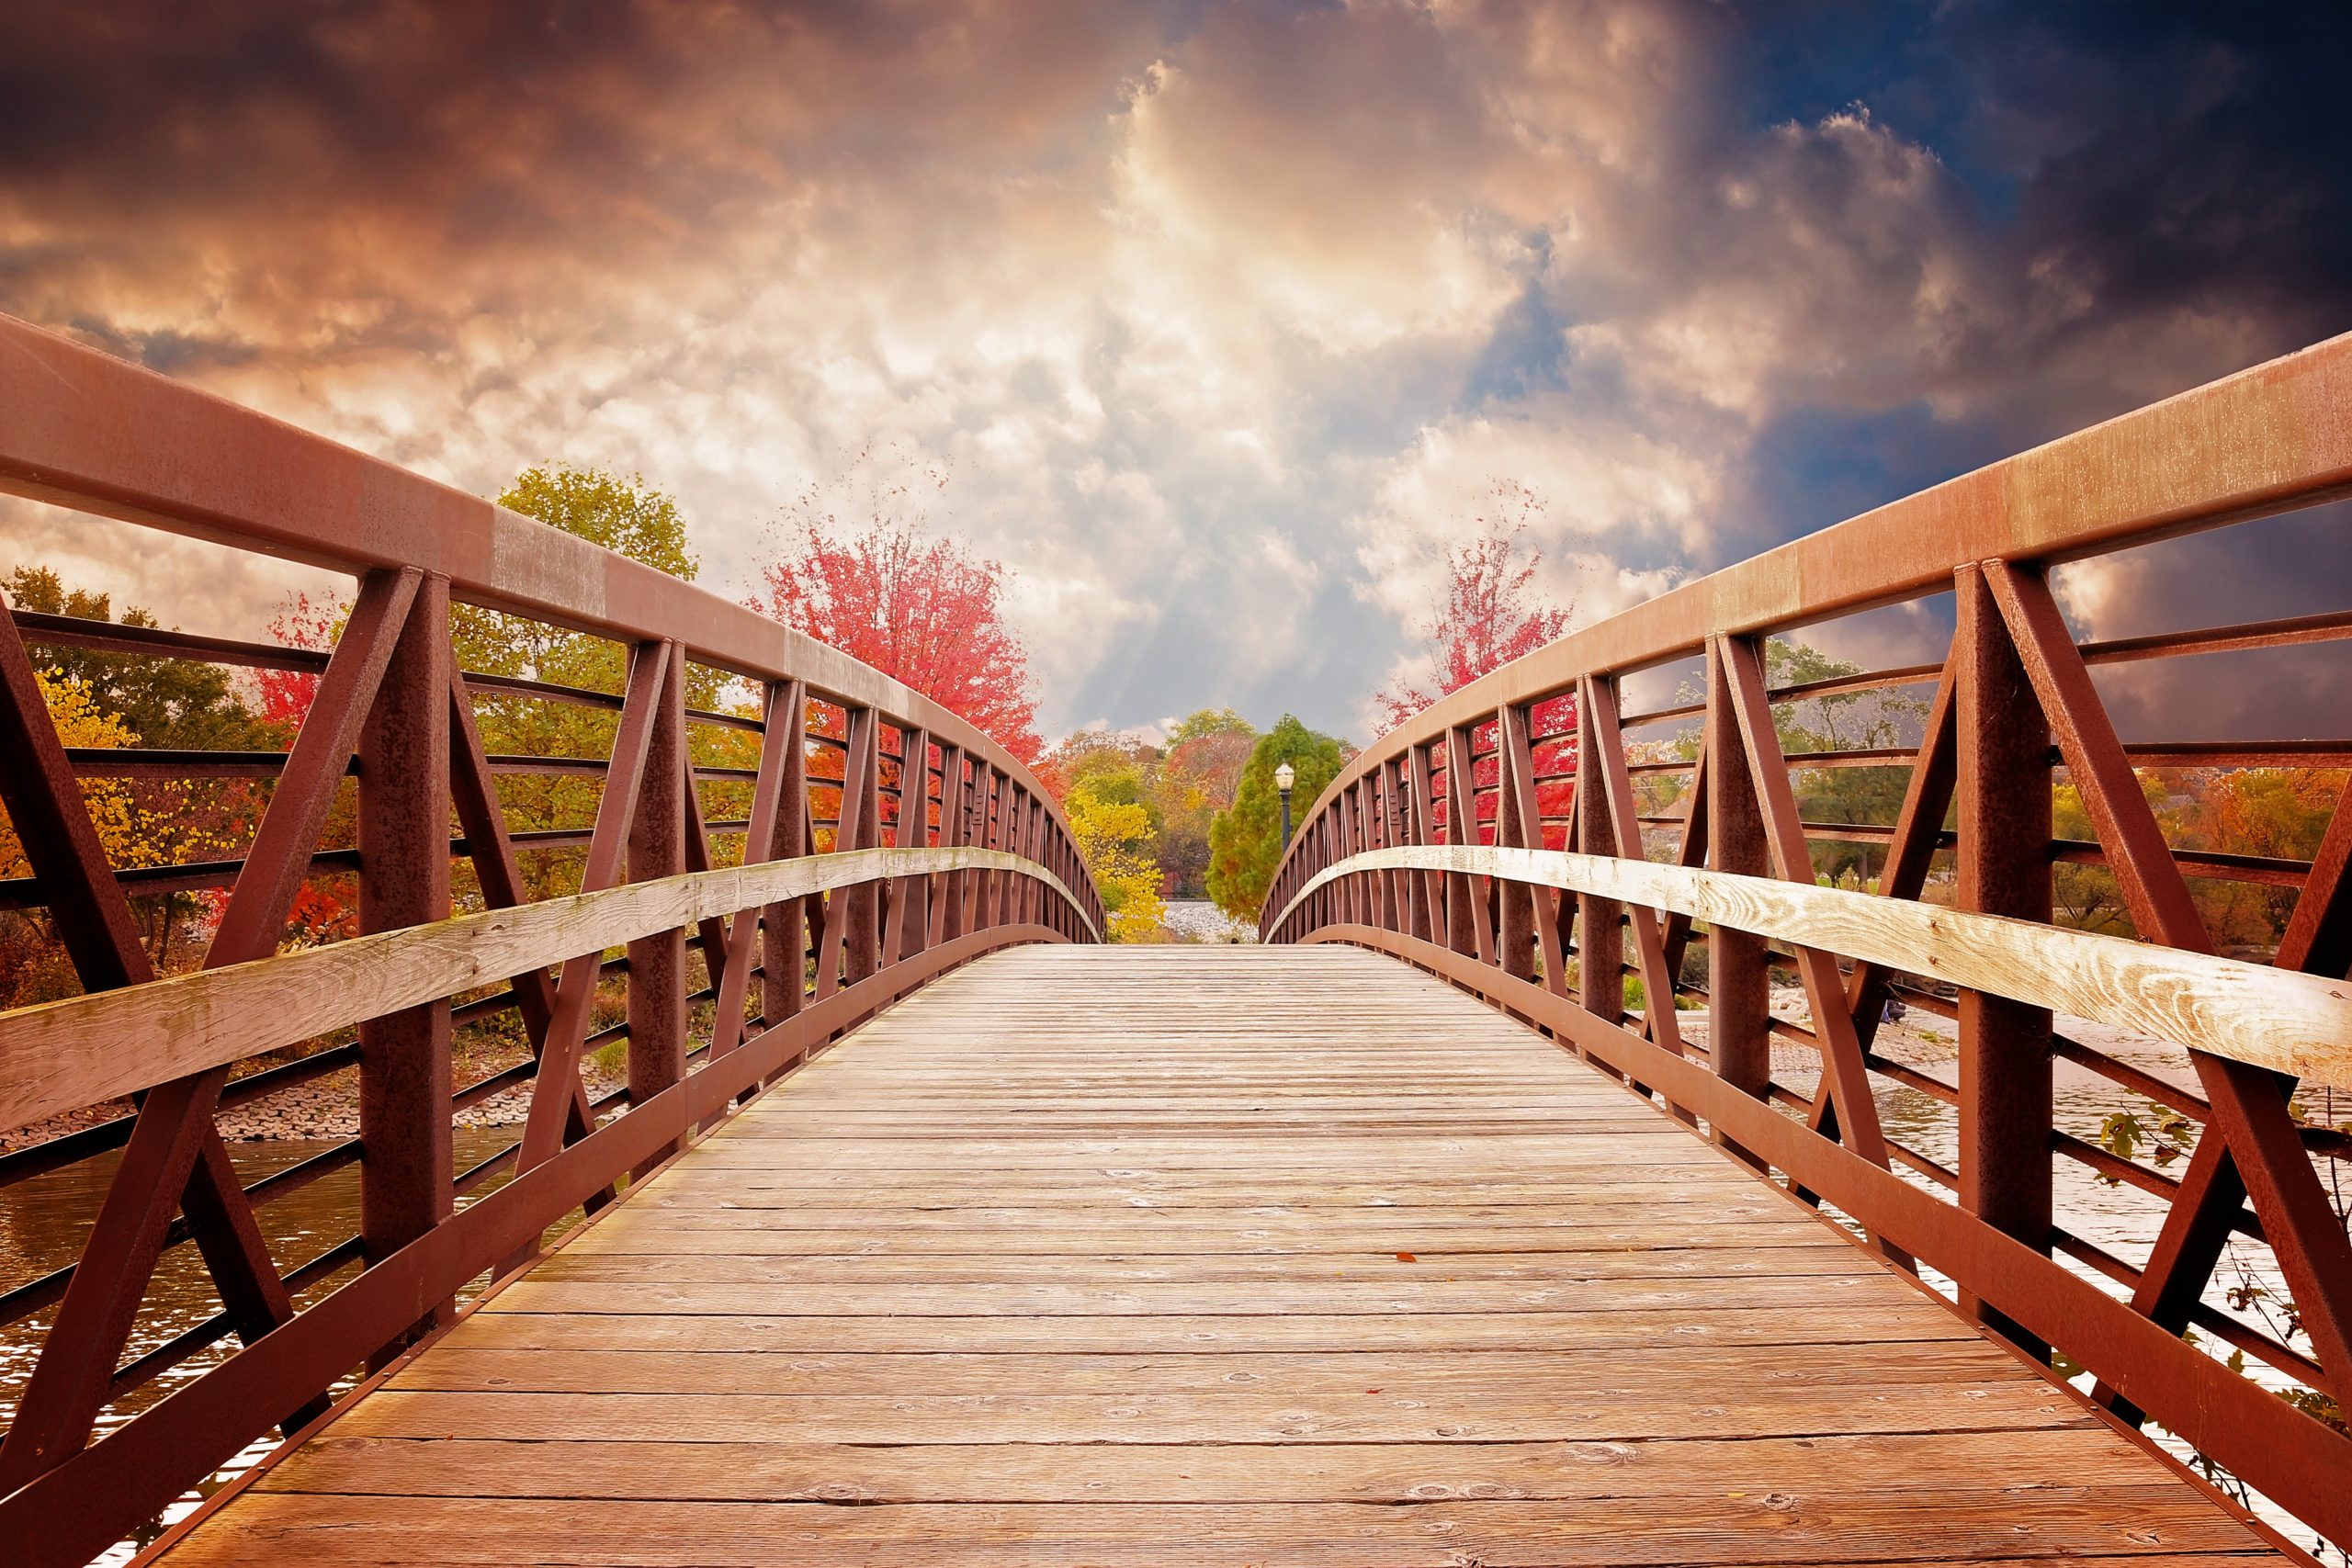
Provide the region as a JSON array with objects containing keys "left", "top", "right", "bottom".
[
  {"left": 218, "top": 589, "right": 356, "bottom": 943},
  {"left": 1370, "top": 482, "right": 1577, "bottom": 846},
  {"left": 255, "top": 591, "right": 338, "bottom": 732},
  {"left": 747, "top": 454, "right": 1044, "bottom": 768}
]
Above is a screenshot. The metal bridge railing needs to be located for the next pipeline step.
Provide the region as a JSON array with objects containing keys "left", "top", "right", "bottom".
[
  {"left": 0, "top": 310, "right": 1102, "bottom": 1568},
  {"left": 1261, "top": 333, "right": 2352, "bottom": 1551}
]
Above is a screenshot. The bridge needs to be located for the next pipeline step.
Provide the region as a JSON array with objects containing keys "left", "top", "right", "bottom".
[{"left": 0, "top": 310, "right": 2346, "bottom": 1565}]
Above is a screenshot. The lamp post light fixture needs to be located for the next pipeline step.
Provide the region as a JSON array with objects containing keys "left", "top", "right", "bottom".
[{"left": 1274, "top": 761, "right": 1296, "bottom": 852}]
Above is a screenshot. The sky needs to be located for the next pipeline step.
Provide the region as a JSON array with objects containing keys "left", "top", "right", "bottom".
[{"left": 2, "top": 0, "right": 2348, "bottom": 744}]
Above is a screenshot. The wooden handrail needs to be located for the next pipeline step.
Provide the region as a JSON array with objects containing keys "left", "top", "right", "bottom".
[
  {"left": 0, "top": 846, "right": 1095, "bottom": 1135},
  {"left": 1272, "top": 843, "right": 2352, "bottom": 1090},
  {"left": 1271, "top": 328, "right": 2352, "bottom": 886},
  {"left": 0, "top": 310, "right": 1076, "bottom": 840},
  {"left": 1257, "top": 334, "right": 2352, "bottom": 1554}
]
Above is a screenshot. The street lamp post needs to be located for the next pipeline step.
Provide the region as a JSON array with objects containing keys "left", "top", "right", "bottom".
[{"left": 1275, "top": 761, "right": 1296, "bottom": 852}]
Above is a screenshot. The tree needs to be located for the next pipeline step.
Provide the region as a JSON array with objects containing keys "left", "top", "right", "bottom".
[
  {"left": 1370, "top": 482, "right": 1575, "bottom": 734},
  {"left": 1762, "top": 639, "right": 1928, "bottom": 886},
  {"left": 7, "top": 567, "right": 274, "bottom": 750},
  {"left": 262, "top": 464, "right": 741, "bottom": 908},
  {"left": 6, "top": 568, "right": 277, "bottom": 971},
  {"left": 0, "top": 667, "right": 140, "bottom": 883},
  {"left": 1367, "top": 484, "right": 1577, "bottom": 846},
  {"left": 0, "top": 667, "right": 139, "bottom": 1007},
  {"left": 1206, "top": 716, "right": 1348, "bottom": 921},
  {"left": 747, "top": 448, "right": 1043, "bottom": 765},
  {"left": 481, "top": 467, "right": 756, "bottom": 907},
  {"left": 1067, "top": 760, "right": 1167, "bottom": 942},
  {"left": 0, "top": 666, "right": 254, "bottom": 1001},
  {"left": 1662, "top": 637, "right": 1928, "bottom": 886},
  {"left": 2052, "top": 773, "right": 2181, "bottom": 936},
  {"left": 1155, "top": 708, "right": 1256, "bottom": 897},
  {"left": 2177, "top": 767, "right": 2337, "bottom": 953}
]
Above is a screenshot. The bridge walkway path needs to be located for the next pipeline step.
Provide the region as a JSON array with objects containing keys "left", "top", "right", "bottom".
[{"left": 153, "top": 946, "right": 2281, "bottom": 1566}]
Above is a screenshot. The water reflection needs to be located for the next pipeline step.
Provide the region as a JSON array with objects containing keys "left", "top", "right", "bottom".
[{"left": 0, "top": 1126, "right": 522, "bottom": 1561}]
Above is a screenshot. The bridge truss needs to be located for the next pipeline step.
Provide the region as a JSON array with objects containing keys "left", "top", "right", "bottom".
[
  {"left": 1263, "top": 334, "right": 2352, "bottom": 1548},
  {"left": 0, "top": 312, "right": 1101, "bottom": 1566}
]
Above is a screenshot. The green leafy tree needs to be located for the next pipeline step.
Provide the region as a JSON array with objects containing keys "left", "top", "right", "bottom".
[
  {"left": 2053, "top": 773, "right": 2177, "bottom": 936},
  {"left": 1206, "top": 715, "right": 1347, "bottom": 921},
  {"left": 1667, "top": 637, "right": 1927, "bottom": 886},
  {"left": 6, "top": 567, "right": 273, "bottom": 750},
  {"left": 459, "top": 466, "right": 741, "bottom": 899}
]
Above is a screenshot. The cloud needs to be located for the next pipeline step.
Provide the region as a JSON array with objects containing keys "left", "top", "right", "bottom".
[{"left": 0, "top": 0, "right": 2345, "bottom": 741}]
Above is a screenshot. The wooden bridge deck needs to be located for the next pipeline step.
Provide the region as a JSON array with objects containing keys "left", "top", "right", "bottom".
[{"left": 155, "top": 946, "right": 2279, "bottom": 1567}]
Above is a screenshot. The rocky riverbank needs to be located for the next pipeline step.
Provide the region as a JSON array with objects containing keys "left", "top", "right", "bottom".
[{"left": 1159, "top": 899, "right": 1257, "bottom": 943}]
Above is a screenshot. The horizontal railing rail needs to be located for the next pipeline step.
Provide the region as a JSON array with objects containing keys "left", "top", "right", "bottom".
[
  {"left": 1272, "top": 844, "right": 2352, "bottom": 1091},
  {"left": 0, "top": 309, "right": 1104, "bottom": 1563},
  {"left": 1, "top": 846, "right": 1093, "bottom": 1135},
  {"left": 1261, "top": 332, "right": 2352, "bottom": 1551}
]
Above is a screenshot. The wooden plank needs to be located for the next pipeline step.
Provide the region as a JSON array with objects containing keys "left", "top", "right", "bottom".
[
  {"left": 154, "top": 1492, "right": 2267, "bottom": 1567},
  {"left": 251, "top": 1429, "right": 2180, "bottom": 1503},
  {"left": 379, "top": 1341, "right": 2032, "bottom": 1395},
  {"left": 445, "top": 1307, "right": 1985, "bottom": 1355},
  {"left": 153, "top": 946, "right": 2275, "bottom": 1568},
  {"left": 0, "top": 846, "right": 1091, "bottom": 1134},
  {"left": 523, "top": 1248, "right": 1870, "bottom": 1284},
  {"left": 330, "top": 1382, "right": 2090, "bottom": 1444},
  {"left": 1269, "top": 843, "right": 2352, "bottom": 1090}
]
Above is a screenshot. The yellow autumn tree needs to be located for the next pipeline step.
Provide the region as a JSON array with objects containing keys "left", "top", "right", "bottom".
[
  {"left": 1067, "top": 782, "right": 1165, "bottom": 942},
  {"left": 0, "top": 668, "right": 143, "bottom": 880}
]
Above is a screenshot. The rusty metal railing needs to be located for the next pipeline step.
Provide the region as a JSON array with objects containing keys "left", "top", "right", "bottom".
[
  {"left": 0, "top": 310, "right": 1102, "bottom": 1568},
  {"left": 1261, "top": 333, "right": 2352, "bottom": 1550}
]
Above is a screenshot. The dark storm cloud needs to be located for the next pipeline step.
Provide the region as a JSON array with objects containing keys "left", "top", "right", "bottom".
[{"left": 0, "top": 0, "right": 2345, "bottom": 739}]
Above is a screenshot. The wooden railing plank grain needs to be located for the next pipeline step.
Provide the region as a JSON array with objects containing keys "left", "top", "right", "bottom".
[
  {"left": 0, "top": 848, "right": 1095, "bottom": 1135},
  {"left": 1271, "top": 844, "right": 2352, "bottom": 1091}
]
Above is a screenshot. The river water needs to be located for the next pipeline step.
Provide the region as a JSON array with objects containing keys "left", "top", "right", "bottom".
[
  {"left": 0, "top": 1125, "right": 523, "bottom": 1561},
  {"left": 1761, "top": 1009, "right": 2332, "bottom": 1559}
]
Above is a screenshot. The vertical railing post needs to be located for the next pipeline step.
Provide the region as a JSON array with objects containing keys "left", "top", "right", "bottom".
[
  {"left": 983, "top": 775, "right": 1009, "bottom": 930},
  {"left": 1572, "top": 692, "right": 1623, "bottom": 1029},
  {"left": 1705, "top": 641, "right": 1770, "bottom": 1163},
  {"left": 1340, "top": 784, "right": 1363, "bottom": 927},
  {"left": 1496, "top": 705, "right": 1537, "bottom": 982},
  {"left": 1317, "top": 811, "right": 1338, "bottom": 932},
  {"left": 970, "top": 760, "right": 993, "bottom": 935},
  {"left": 885, "top": 728, "right": 931, "bottom": 963},
  {"left": 1380, "top": 760, "right": 1408, "bottom": 935},
  {"left": 1955, "top": 564, "right": 2054, "bottom": 1353},
  {"left": 1443, "top": 725, "right": 1483, "bottom": 959},
  {"left": 1408, "top": 741, "right": 1440, "bottom": 943},
  {"left": 357, "top": 571, "right": 452, "bottom": 1356},
  {"left": 761, "top": 680, "right": 809, "bottom": 1036},
  {"left": 846, "top": 716, "right": 885, "bottom": 984},
  {"left": 627, "top": 640, "right": 688, "bottom": 1177},
  {"left": 1025, "top": 795, "right": 1046, "bottom": 925},
  {"left": 933, "top": 747, "right": 967, "bottom": 945}
]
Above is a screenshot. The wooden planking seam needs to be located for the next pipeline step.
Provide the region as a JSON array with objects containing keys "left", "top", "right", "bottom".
[{"left": 152, "top": 942, "right": 2278, "bottom": 1567}]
